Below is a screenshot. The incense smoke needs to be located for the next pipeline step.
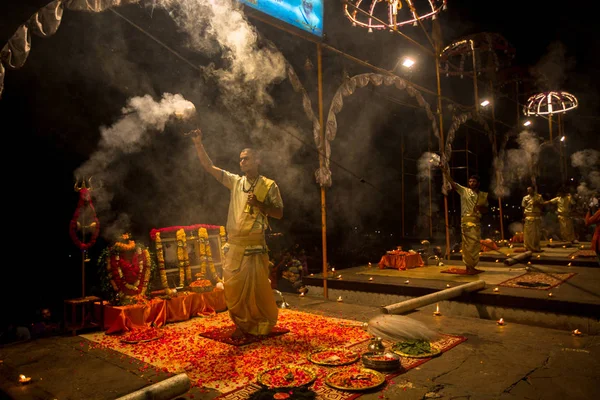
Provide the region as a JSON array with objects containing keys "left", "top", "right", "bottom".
[
  {"left": 74, "top": 93, "right": 195, "bottom": 240},
  {"left": 493, "top": 130, "right": 541, "bottom": 197},
  {"left": 529, "top": 41, "right": 576, "bottom": 91}
]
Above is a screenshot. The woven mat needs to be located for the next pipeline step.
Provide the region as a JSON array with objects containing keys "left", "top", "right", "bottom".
[
  {"left": 568, "top": 249, "right": 596, "bottom": 258},
  {"left": 216, "top": 334, "right": 467, "bottom": 400},
  {"left": 498, "top": 272, "right": 576, "bottom": 290},
  {"left": 199, "top": 326, "right": 290, "bottom": 346}
]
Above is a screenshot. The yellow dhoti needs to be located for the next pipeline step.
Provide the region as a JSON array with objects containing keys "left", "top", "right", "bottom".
[
  {"left": 461, "top": 217, "right": 481, "bottom": 269},
  {"left": 524, "top": 214, "right": 542, "bottom": 252},
  {"left": 558, "top": 214, "right": 575, "bottom": 242},
  {"left": 223, "top": 237, "right": 278, "bottom": 335}
]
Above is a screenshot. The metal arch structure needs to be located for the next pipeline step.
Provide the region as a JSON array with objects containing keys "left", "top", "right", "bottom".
[{"left": 343, "top": 0, "right": 447, "bottom": 32}]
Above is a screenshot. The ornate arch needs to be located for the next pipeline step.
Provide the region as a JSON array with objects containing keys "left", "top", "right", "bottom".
[
  {"left": 442, "top": 110, "right": 497, "bottom": 194},
  {"left": 321, "top": 72, "right": 439, "bottom": 187}
]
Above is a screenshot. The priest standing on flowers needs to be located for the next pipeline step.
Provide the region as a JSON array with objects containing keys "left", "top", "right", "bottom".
[
  {"left": 521, "top": 186, "right": 545, "bottom": 252},
  {"left": 440, "top": 162, "right": 488, "bottom": 274},
  {"left": 189, "top": 128, "right": 283, "bottom": 338}
]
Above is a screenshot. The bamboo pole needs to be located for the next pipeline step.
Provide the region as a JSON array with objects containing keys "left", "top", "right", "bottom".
[
  {"left": 317, "top": 43, "right": 328, "bottom": 299},
  {"left": 382, "top": 280, "right": 486, "bottom": 314},
  {"left": 471, "top": 40, "right": 479, "bottom": 112},
  {"left": 435, "top": 54, "right": 451, "bottom": 259},
  {"left": 489, "top": 81, "right": 504, "bottom": 241},
  {"left": 401, "top": 132, "right": 405, "bottom": 237}
]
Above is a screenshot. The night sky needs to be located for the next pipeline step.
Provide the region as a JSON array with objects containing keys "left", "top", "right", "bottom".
[{"left": 1, "top": 1, "right": 598, "bottom": 320}]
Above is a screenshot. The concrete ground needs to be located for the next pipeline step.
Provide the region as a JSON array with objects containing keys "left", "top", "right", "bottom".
[
  {"left": 1, "top": 241, "right": 598, "bottom": 399},
  {"left": 1, "top": 291, "right": 599, "bottom": 400}
]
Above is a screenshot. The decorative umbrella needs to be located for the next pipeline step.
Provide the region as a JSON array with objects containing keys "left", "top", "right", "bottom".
[
  {"left": 343, "top": 0, "right": 447, "bottom": 32},
  {"left": 523, "top": 91, "right": 578, "bottom": 181},
  {"left": 439, "top": 32, "right": 515, "bottom": 109}
]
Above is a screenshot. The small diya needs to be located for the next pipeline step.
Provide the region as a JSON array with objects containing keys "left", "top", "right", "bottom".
[{"left": 361, "top": 351, "right": 400, "bottom": 372}]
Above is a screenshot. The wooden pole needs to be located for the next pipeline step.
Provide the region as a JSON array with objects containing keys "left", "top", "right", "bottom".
[
  {"left": 382, "top": 280, "right": 486, "bottom": 314},
  {"left": 489, "top": 80, "right": 504, "bottom": 241},
  {"left": 401, "top": 132, "right": 405, "bottom": 237},
  {"left": 435, "top": 54, "right": 451, "bottom": 259},
  {"left": 471, "top": 40, "right": 479, "bottom": 112},
  {"left": 317, "top": 43, "right": 328, "bottom": 299}
]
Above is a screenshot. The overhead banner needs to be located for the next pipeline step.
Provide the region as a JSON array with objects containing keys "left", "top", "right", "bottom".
[{"left": 240, "top": 0, "right": 323, "bottom": 37}]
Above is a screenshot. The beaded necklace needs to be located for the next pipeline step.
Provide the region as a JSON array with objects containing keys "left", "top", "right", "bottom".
[{"left": 242, "top": 175, "right": 260, "bottom": 193}]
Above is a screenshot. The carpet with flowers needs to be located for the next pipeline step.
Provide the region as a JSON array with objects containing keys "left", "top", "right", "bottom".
[{"left": 80, "top": 309, "right": 466, "bottom": 398}]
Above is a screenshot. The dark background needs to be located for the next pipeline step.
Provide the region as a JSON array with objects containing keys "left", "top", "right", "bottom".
[{"left": 0, "top": 1, "right": 598, "bottom": 325}]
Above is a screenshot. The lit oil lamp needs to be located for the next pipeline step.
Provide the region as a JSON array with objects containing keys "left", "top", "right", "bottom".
[
  {"left": 337, "top": 274, "right": 343, "bottom": 280},
  {"left": 405, "top": 280, "right": 410, "bottom": 284},
  {"left": 496, "top": 318, "right": 505, "bottom": 326},
  {"left": 368, "top": 277, "right": 373, "bottom": 281},
  {"left": 337, "top": 296, "right": 343, "bottom": 302},
  {"left": 570, "top": 256, "right": 575, "bottom": 260},
  {"left": 331, "top": 267, "right": 335, "bottom": 272},
  {"left": 548, "top": 292, "right": 553, "bottom": 297},
  {"left": 433, "top": 304, "right": 441, "bottom": 316},
  {"left": 299, "top": 292, "right": 305, "bottom": 297},
  {"left": 446, "top": 284, "right": 451, "bottom": 288},
  {"left": 527, "top": 261, "right": 532, "bottom": 265},
  {"left": 495, "top": 259, "right": 499, "bottom": 263},
  {"left": 18, "top": 374, "right": 31, "bottom": 384},
  {"left": 310, "top": 273, "right": 314, "bottom": 276},
  {"left": 568, "top": 262, "right": 572, "bottom": 266},
  {"left": 368, "top": 262, "right": 372, "bottom": 267},
  {"left": 493, "top": 287, "right": 499, "bottom": 292},
  {"left": 572, "top": 329, "right": 582, "bottom": 336}
]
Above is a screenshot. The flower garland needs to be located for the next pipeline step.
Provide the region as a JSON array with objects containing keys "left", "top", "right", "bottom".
[
  {"left": 197, "top": 227, "right": 222, "bottom": 283},
  {"left": 154, "top": 232, "right": 172, "bottom": 295},
  {"left": 176, "top": 229, "right": 192, "bottom": 286},
  {"left": 105, "top": 236, "right": 152, "bottom": 300},
  {"left": 69, "top": 187, "right": 100, "bottom": 251}
]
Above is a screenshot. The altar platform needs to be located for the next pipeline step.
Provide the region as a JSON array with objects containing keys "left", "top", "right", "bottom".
[
  {"left": 302, "top": 243, "right": 600, "bottom": 334},
  {"left": 98, "top": 289, "right": 227, "bottom": 334}
]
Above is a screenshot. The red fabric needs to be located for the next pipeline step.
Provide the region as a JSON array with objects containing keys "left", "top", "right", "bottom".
[
  {"left": 585, "top": 210, "right": 600, "bottom": 253},
  {"left": 378, "top": 252, "right": 424, "bottom": 270},
  {"left": 480, "top": 239, "right": 498, "bottom": 252},
  {"left": 102, "top": 290, "right": 226, "bottom": 334}
]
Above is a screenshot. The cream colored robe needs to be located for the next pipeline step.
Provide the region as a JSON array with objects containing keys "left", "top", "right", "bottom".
[{"left": 220, "top": 171, "right": 283, "bottom": 335}]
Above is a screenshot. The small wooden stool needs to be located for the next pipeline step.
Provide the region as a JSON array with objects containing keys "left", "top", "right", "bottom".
[{"left": 63, "top": 296, "right": 105, "bottom": 335}]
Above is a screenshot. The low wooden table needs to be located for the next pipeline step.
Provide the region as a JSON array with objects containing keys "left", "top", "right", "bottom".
[{"left": 63, "top": 296, "right": 105, "bottom": 335}]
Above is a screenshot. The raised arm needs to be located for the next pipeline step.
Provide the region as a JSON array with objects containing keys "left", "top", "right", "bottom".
[
  {"left": 188, "top": 128, "right": 223, "bottom": 183},
  {"left": 440, "top": 161, "right": 457, "bottom": 191}
]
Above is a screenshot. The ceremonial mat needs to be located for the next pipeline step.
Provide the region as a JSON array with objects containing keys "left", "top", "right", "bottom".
[
  {"left": 568, "top": 249, "right": 597, "bottom": 258},
  {"left": 199, "top": 325, "right": 290, "bottom": 346},
  {"left": 498, "top": 272, "right": 576, "bottom": 290},
  {"left": 216, "top": 334, "right": 467, "bottom": 400}
]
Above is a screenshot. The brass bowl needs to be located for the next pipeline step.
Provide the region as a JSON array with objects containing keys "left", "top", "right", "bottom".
[{"left": 361, "top": 351, "right": 401, "bottom": 372}]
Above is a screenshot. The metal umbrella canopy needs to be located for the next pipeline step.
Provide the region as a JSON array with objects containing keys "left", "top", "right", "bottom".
[
  {"left": 343, "top": 0, "right": 447, "bottom": 32},
  {"left": 523, "top": 91, "right": 579, "bottom": 182}
]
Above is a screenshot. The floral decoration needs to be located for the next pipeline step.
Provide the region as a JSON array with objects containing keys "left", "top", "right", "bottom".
[
  {"left": 197, "top": 227, "right": 222, "bottom": 283},
  {"left": 105, "top": 234, "right": 152, "bottom": 301}
]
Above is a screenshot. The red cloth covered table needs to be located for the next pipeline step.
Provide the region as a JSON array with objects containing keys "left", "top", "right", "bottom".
[
  {"left": 378, "top": 251, "right": 424, "bottom": 270},
  {"left": 102, "top": 289, "right": 227, "bottom": 334}
]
